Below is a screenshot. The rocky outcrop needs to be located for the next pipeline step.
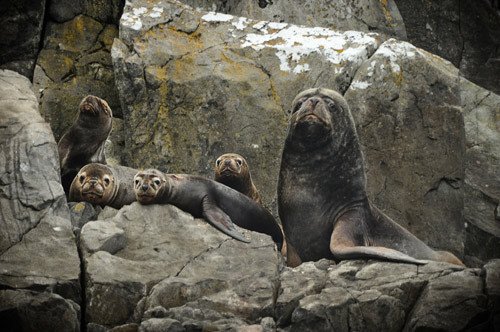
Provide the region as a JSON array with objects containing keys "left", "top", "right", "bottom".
[
  {"left": 80, "top": 203, "right": 281, "bottom": 329},
  {"left": 181, "top": 0, "right": 407, "bottom": 40},
  {"left": 0, "top": 69, "right": 80, "bottom": 329},
  {"left": 78, "top": 201, "right": 498, "bottom": 331},
  {"left": 112, "top": 0, "right": 382, "bottom": 207}
]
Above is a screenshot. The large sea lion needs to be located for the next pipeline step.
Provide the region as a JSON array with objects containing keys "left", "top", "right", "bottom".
[
  {"left": 69, "top": 163, "right": 137, "bottom": 209},
  {"left": 134, "top": 169, "right": 284, "bottom": 246},
  {"left": 277, "top": 88, "right": 463, "bottom": 266},
  {"left": 214, "top": 153, "right": 262, "bottom": 204},
  {"left": 58, "top": 95, "right": 113, "bottom": 193}
]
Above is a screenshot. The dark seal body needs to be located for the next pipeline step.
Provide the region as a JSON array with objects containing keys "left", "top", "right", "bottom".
[
  {"left": 58, "top": 95, "right": 113, "bottom": 193},
  {"left": 135, "top": 169, "right": 283, "bottom": 247},
  {"left": 69, "top": 163, "right": 137, "bottom": 209},
  {"left": 278, "top": 88, "right": 463, "bottom": 266}
]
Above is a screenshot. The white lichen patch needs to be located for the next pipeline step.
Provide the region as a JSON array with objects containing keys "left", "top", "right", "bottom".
[
  {"left": 202, "top": 11, "right": 234, "bottom": 22},
  {"left": 53, "top": 227, "right": 62, "bottom": 232},
  {"left": 121, "top": 4, "right": 168, "bottom": 31},
  {"left": 241, "top": 25, "right": 378, "bottom": 74},
  {"left": 233, "top": 17, "right": 249, "bottom": 30},
  {"left": 121, "top": 6, "right": 149, "bottom": 31},
  {"left": 375, "top": 40, "right": 419, "bottom": 73},
  {"left": 150, "top": 6, "right": 164, "bottom": 18},
  {"left": 350, "top": 80, "right": 371, "bottom": 90}
]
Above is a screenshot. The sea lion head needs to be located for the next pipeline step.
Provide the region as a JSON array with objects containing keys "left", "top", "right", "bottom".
[
  {"left": 134, "top": 169, "right": 167, "bottom": 204},
  {"left": 69, "top": 163, "right": 116, "bottom": 206},
  {"left": 214, "top": 153, "right": 251, "bottom": 183},
  {"left": 287, "top": 88, "right": 353, "bottom": 152},
  {"left": 78, "top": 95, "right": 113, "bottom": 119}
]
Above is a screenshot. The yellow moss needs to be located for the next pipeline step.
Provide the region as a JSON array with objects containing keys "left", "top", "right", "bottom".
[
  {"left": 393, "top": 70, "right": 404, "bottom": 87},
  {"left": 72, "top": 202, "right": 86, "bottom": 213},
  {"left": 265, "top": 37, "right": 285, "bottom": 46},
  {"left": 379, "top": 0, "right": 394, "bottom": 26}
]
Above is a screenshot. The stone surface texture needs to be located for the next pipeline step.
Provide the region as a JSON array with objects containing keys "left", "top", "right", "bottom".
[
  {"left": 0, "top": 69, "right": 80, "bottom": 329},
  {"left": 0, "top": 0, "right": 47, "bottom": 79}
]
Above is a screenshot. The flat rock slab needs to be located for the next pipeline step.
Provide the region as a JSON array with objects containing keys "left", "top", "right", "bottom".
[{"left": 81, "top": 203, "right": 280, "bottom": 327}]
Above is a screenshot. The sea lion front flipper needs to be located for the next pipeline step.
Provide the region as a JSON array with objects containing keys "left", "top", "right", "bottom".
[
  {"left": 201, "top": 195, "right": 250, "bottom": 243},
  {"left": 330, "top": 212, "right": 428, "bottom": 265},
  {"left": 330, "top": 243, "right": 428, "bottom": 265}
]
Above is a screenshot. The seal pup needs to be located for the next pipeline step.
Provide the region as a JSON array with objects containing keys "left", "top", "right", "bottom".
[
  {"left": 69, "top": 163, "right": 137, "bottom": 209},
  {"left": 58, "top": 95, "right": 113, "bottom": 193},
  {"left": 277, "top": 88, "right": 463, "bottom": 266},
  {"left": 214, "top": 153, "right": 262, "bottom": 204},
  {"left": 134, "top": 169, "right": 284, "bottom": 246}
]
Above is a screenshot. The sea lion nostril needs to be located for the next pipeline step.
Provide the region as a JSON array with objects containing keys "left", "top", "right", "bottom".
[{"left": 141, "top": 184, "right": 149, "bottom": 191}]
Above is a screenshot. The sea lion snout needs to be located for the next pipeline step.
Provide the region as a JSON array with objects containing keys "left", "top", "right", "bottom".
[{"left": 141, "top": 184, "right": 149, "bottom": 191}]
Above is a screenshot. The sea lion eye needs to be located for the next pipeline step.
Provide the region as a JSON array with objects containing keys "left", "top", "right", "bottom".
[
  {"left": 216, "top": 159, "right": 221, "bottom": 167},
  {"left": 134, "top": 179, "right": 140, "bottom": 186},
  {"left": 103, "top": 176, "right": 110, "bottom": 186},
  {"left": 79, "top": 175, "right": 85, "bottom": 183},
  {"left": 154, "top": 179, "right": 161, "bottom": 186},
  {"left": 292, "top": 98, "right": 306, "bottom": 114},
  {"left": 236, "top": 159, "right": 242, "bottom": 166}
]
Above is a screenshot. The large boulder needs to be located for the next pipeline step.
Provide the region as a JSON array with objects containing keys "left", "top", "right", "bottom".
[
  {"left": 112, "top": 0, "right": 382, "bottom": 207},
  {"left": 180, "top": 0, "right": 406, "bottom": 39},
  {"left": 0, "top": 69, "right": 80, "bottom": 329},
  {"left": 80, "top": 203, "right": 281, "bottom": 329}
]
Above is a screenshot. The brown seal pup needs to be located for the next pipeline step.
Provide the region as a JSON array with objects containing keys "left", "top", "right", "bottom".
[
  {"left": 277, "top": 88, "right": 463, "bottom": 266},
  {"left": 134, "top": 169, "right": 284, "bottom": 246},
  {"left": 58, "top": 95, "right": 113, "bottom": 194},
  {"left": 69, "top": 163, "right": 137, "bottom": 209},
  {"left": 214, "top": 153, "right": 262, "bottom": 204}
]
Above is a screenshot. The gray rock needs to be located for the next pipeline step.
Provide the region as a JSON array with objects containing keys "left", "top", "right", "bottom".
[
  {"left": 139, "top": 318, "right": 184, "bottom": 332},
  {"left": 461, "top": 78, "right": 500, "bottom": 263},
  {"left": 81, "top": 220, "right": 126, "bottom": 254},
  {"left": 68, "top": 201, "right": 102, "bottom": 234},
  {"left": 395, "top": 0, "right": 500, "bottom": 95},
  {"left": 0, "top": 0, "right": 46, "bottom": 79},
  {"left": 49, "top": 0, "right": 84, "bottom": 23},
  {"left": 82, "top": 203, "right": 280, "bottom": 326},
  {"left": 484, "top": 259, "right": 500, "bottom": 297},
  {"left": 404, "top": 269, "right": 487, "bottom": 331},
  {"left": 345, "top": 39, "right": 465, "bottom": 256},
  {"left": 0, "top": 70, "right": 80, "bottom": 305},
  {"left": 181, "top": 0, "right": 406, "bottom": 39},
  {"left": 0, "top": 289, "right": 80, "bottom": 332}
]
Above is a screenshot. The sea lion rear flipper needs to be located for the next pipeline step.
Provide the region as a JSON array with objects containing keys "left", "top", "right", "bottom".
[{"left": 201, "top": 196, "right": 250, "bottom": 243}]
